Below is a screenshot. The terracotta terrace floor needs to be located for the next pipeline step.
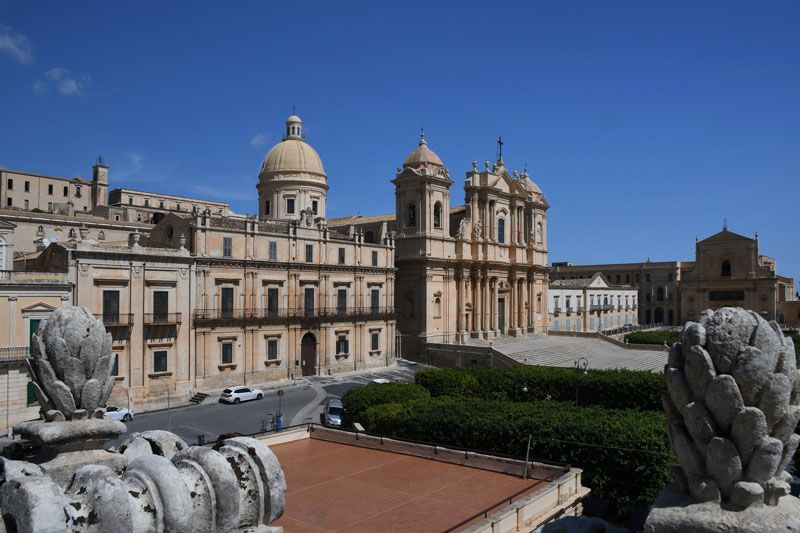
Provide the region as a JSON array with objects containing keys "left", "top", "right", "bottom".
[{"left": 270, "top": 437, "right": 546, "bottom": 532}]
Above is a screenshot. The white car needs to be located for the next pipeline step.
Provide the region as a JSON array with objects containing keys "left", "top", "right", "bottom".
[
  {"left": 105, "top": 406, "right": 133, "bottom": 422},
  {"left": 371, "top": 378, "right": 391, "bottom": 384},
  {"left": 220, "top": 387, "right": 264, "bottom": 404}
]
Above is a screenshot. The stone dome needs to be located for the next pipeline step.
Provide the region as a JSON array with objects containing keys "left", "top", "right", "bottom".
[
  {"left": 259, "top": 115, "right": 326, "bottom": 177},
  {"left": 403, "top": 132, "right": 443, "bottom": 167}
]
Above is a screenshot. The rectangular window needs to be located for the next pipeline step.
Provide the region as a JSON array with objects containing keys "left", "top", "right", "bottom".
[
  {"left": 144, "top": 198, "right": 149, "bottom": 207},
  {"left": 286, "top": 198, "right": 295, "bottom": 214},
  {"left": 338, "top": 247, "right": 345, "bottom": 264},
  {"left": 268, "top": 241, "right": 277, "bottom": 261},
  {"left": 103, "top": 290, "right": 120, "bottom": 323},
  {"left": 267, "top": 339, "right": 278, "bottom": 360},
  {"left": 265, "top": 200, "right": 270, "bottom": 216},
  {"left": 176, "top": 203, "right": 181, "bottom": 211},
  {"left": 312, "top": 199, "right": 318, "bottom": 215},
  {"left": 336, "top": 334, "right": 349, "bottom": 355},
  {"left": 221, "top": 287, "right": 234, "bottom": 318},
  {"left": 645, "top": 273, "right": 651, "bottom": 282},
  {"left": 48, "top": 202, "right": 53, "bottom": 211},
  {"left": 63, "top": 186, "right": 68, "bottom": 196},
  {"left": 223, "top": 237, "right": 232, "bottom": 257},
  {"left": 48, "top": 184, "right": 53, "bottom": 195},
  {"left": 371, "top": 288, "right": 380, "bottom": 312},
  {"left": 372, "top": 251, "right": 378, "bottom": 267},
  {"left": 111, "top": 354, "right": 119, "bottom": 376},
  {"left": 24, "top": 181, "right": 29, "bottom": 192},
  {"left": 305, "top": 244, "right": 313, "bottom": 263},
  {"left": 159, "top": 201, "right": 164, "bottom": 209},
  {"left": 6, "top": 178, "right": 12, "bottom": 190},
  {"left": 221, "top": 342, "right": 233, "bottom": 364},
  {"left": 304, "top": 287, "right": 314, "bottom": 317},
  {"left": 152, "top": 291, "right": 168, "bottom": 322},
  {"left": 153, "top": 350, "right": 168, "bottom": 373},
  {"left": 337, "top": 289, "right": 347, "bottom": 315},
  {"left": 267, "top": 288, "right": 279, "bottom": 315},
  {"left": 6, "top": 198, "right": 11, "bottom": 207},
  {"left": 371, "top": 331, "right": 379, "bottom": 351},
  {"left": 24, "top": 199, "right": 29, "bottom": 209}
]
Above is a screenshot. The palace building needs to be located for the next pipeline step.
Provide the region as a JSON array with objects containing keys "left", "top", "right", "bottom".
[
  {"left": 7, "top": 115, "right": 397, "bottom": 416},
  {"left": 551, "top": 226, "right": 797, "bottom": 326}
]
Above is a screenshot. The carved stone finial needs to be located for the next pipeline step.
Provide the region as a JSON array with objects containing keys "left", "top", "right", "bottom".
[
  {"left": 179, "top": 232, "right": 187, "bottom": 249},
  {"left": 26, "top": 307, "right": 115, "bottom": 422},
  {"left": 645, "top": 307, "right": 800, "bottom": 531}
]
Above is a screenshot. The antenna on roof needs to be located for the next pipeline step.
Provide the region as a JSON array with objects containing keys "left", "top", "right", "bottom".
[{"left": 723, "top": 217, "right": 728, "bottom": 231}]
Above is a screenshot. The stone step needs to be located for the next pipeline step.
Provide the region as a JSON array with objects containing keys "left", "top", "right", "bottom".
[{"left": 188, "top": 392, "right": 210, "bottom": 404}]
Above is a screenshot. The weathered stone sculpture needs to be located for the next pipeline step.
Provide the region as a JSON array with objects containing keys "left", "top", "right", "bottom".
[
  {"left": 26, "top": 306, "right": 116, "bottom": 421},
  {"left": 645, "top": 307, "right": 800, "bottom": 532},
  {"left": 0, "top": 306, "right": 287, "bottom": 532}
]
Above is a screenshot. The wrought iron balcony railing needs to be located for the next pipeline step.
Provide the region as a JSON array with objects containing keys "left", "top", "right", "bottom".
[
  {"left": 94, "top": 313, "right": 134, "bottom": 327},
  {"left": 193, "top": 306, "right": 399, "bottom": 326},
  {"left": 143, "top": 313, "right": 182, "bottom": 326}
]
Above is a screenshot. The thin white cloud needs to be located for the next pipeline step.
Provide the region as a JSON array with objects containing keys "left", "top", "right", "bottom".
[
  {"left": 33, "top": 66, "right": 91, "bottom": 96},
  {"left": 250, "top": 133, "right": 271, "bottom": 148},
  {"left": 0, "top": 23, "right": 33, "bottom": 64}
]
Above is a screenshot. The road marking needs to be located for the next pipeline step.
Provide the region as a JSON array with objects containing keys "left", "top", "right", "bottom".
[{"left": 289, "top": 381, "right": 326, "bottom": 426}]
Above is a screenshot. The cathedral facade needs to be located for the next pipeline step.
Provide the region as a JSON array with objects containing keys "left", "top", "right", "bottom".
[{"left": 331, "top": 135, "right": 550, "bottom": 354}]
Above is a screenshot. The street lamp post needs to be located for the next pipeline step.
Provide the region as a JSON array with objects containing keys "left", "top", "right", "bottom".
[
  {"left": 574, "top": 358, "right": 589, "bottom": 405},
  {"left": 154, "top": 376, "right": 171, "bottom": 432}
]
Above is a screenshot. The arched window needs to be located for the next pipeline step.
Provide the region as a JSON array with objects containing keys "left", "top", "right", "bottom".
[
  {"left": 497, "top": 218, "right": 506, "bottom": 243},
  {"left": 69, "top": 228, "right": 76, "bottom": 238},
  {"left": 433, "top": 202, "right": 442, "bottom": 228},
  {"left": 434, "top": 297, "right": 442, "bottom": 318},
  {"left": 721, "top": 260, "right": 731, "bottom": 277},
  {"left": 98, "top": 231, "right": 106, "bottom": 241},
  {"left": 36, "top": 226, "right": 44, "bottom": 236},
  {"left": 407, "top": 204, "right": 416, "bottom": 227}
]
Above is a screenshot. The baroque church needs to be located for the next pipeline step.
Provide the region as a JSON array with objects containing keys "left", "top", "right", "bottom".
[{"left": 330, "top": 133, "right": 550, "bottom": 355}]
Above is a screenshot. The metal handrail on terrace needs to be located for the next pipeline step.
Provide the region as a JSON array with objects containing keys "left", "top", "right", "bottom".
[
  {"left": 94, "top": 313, "right": 134, "bottom": 327},
  {"left": 193, "top": 306, "right": 399, "bottom": 323},
  {"left": 143, "top": 313, "right": 182, "bottom": 325}
]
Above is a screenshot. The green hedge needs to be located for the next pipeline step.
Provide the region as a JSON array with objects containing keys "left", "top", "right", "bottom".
[
  {"left": 341, "top": 382, "right": 430, "bottom": 426},
  {"left": 415, "top": 366, "right": 665, "bottom": 411},
  {"left": 624, "top": 330, "right": 679, "bottom": 346},
  {"left": 362, "top": 397, "right": 673, "bottom": 515}
]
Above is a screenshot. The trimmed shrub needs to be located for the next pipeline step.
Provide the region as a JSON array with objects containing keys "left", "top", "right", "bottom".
[
  {"left": 416, "top": 366, "right": 665, "bottom": 411},
  {"left": 342, "top": 382, "right": 429, "bottom": 426},
  {"left": 361, "top": 397, "right": 673, "bottom": 515},
  {"left": 414, "top": 368, "right": 480, "bottom": 397},
  {"left": 624, "top": 330, "right": 679, "bottom": 346}
]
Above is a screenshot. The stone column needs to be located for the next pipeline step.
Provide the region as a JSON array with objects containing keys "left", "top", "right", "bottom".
[{"left": 481, "top": 275, "right": 488, "bottom": 334}]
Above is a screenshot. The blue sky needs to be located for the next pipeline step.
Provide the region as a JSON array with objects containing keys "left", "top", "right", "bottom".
[{"left": 1, "top": 2, "right": 798, "bottom": 280}]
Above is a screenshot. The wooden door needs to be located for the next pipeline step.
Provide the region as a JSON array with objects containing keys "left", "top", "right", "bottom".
[{"left": 301, "top": 333, "right": 317, "bottom": 377}]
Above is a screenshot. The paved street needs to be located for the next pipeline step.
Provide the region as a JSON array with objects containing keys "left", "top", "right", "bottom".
[{"left": 106, "top": 361, "right": 422, "bottom": 448}]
